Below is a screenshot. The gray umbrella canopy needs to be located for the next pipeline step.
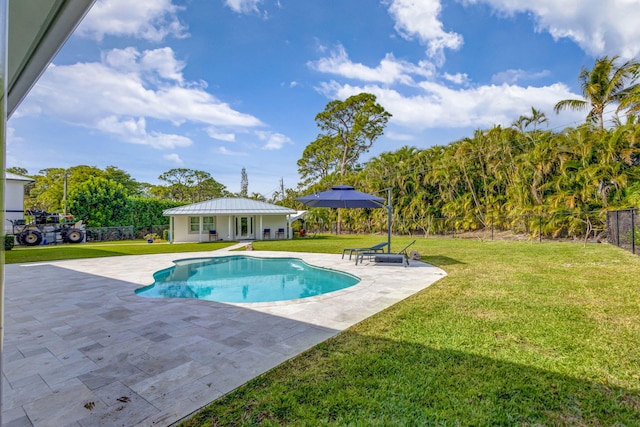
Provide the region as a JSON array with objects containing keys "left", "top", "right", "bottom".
[
  {"left": 296, "top": 185, "right": 392, "bottom": 252},
  {"left": 296, "top": 185, "right": 385, "bottom": 208}
]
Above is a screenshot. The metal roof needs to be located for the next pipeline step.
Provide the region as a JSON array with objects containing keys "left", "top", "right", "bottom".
[
  {"left": 163, "top": 198, "right": 297, "bottom": 216},
  {"left": 5, "top": 172, "right": 34, "bottom": 182}
]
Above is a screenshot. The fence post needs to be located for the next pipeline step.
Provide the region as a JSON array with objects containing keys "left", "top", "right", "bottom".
[
  {"left": 539, "top": 215, "right": 542, "bottom": 242},
  {"left": 606, "top": 211, "right": 610, "bottom": 245},
  {"left": 632, "top": 209, "right": 636, "bottom": 255},
  {"left": 491, "top": 216, "right": 494, "bottom": 240},
  {"left": 616, "top": 210, "right": 620, "bottom": 247}
]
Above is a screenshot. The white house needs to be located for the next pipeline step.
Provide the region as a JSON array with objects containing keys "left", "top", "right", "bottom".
[
  {"left": 3, "top": 172, "right": 33, "bottom": 233},
  {"left": 163, "top": 198, "right": 297, "bottom": 243}
]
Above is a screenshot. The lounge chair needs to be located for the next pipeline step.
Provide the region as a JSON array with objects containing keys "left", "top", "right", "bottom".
[
  {"left": 355, "top": 240, "right": 416, "bottom": 267},
  {"left": 342, "top": 242, "right": 389, "bottom": 260}
]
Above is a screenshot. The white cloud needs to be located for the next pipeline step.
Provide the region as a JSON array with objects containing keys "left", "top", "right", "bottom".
[
  {"left": 386, "top": 0, "right": 640, "bottom": 63},
  {"left": 317, "top": 80, "right": 584, "bottom": 130},
  {"left": 139, "top": 47, "right": 186, "bottom": 83},
  {"left": 386, "top": 131, "right": 415, "bottom": 141},
  {"left": 443, "top": 72, "right": 470, "bottom": 85},
  {"left": 163, "top": 153, "right": 184, "bottom": 164},
  {"left": 217, "top": 146, "right": 248, "bottom": 156},
  {"left": 491, "top": 69, "right": 551, "bottom": 85},
  {"left": 310, "top": 44, "right": 584, "bottom": 130},
  {"left": 77, "top": 0, "right": 187, "bottom": 42},
  {"left": 95, "top": 116, "right": 192, "bottom": 149},
  {"left": 224, "top": 0, "right": 263, "bottom": 14},
  {"left": 385, "top": 0, "right": 463, "bottom": 61},
  {"left": 255, "top": 131, "right": 293, "bottom": 150},
  {"left": 467, "top": 0, "right": 640, "bottom": 58},
  {"left": 18, "top": 47, "right": 263, "bottom": 149},
  {"left": 206, "top": 128, "right": 236, "bottom": 142},
  {"left": 308, "top": 44, "right": 434, "bottom": 85},
  {"left": 5, "top": 127, "right": 21, "bottom": 144},
  {"left": 103, "top": 47, "right": 185, "bottom": 83}
]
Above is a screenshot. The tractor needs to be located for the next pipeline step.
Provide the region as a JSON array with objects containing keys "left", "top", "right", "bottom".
[{"left": 9, "top": 209, "right": 85, "bottom": 246}]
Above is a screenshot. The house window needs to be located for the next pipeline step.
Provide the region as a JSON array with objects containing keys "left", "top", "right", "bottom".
[{"left": 189, "top": 216, "right": 215, "bottom": 233}]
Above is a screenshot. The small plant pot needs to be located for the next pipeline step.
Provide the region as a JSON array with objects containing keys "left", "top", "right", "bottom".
[{"left": 147, "top": 239, "right": 153, "bottom": 243}]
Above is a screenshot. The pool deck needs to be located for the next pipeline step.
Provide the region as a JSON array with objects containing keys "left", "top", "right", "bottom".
[{"left": 2, "top": 244, "right": 447, "bottom": 426}]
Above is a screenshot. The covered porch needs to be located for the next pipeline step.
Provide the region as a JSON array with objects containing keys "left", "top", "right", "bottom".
[{"left": 163, "top": 198, "right": 297, "bottom": 243}]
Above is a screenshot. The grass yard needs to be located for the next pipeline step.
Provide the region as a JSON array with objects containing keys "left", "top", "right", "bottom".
[
  {"left": 4, "top": 236, "right": 640, "bottom": 425},
  {"left": 181, "top": 236, "right": 640, "bottom": 426},
  {"left": 3, "top": 240, "right": 235, "bottom": 264}
]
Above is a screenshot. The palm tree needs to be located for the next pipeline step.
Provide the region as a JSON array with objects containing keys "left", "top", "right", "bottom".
[
  {"left": 524, "top": 107, "right": 548, "bottom": 132},
  {"left": 554, "top": 56, "right": 640, "bottom": 129}
]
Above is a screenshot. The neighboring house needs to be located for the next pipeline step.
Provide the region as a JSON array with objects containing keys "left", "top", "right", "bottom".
[
  {"left": 3, "top": 172, "right": 33, "bottom": 234},
  {"left": 163, "top": 198, "right": 297, "bottom": 243}
]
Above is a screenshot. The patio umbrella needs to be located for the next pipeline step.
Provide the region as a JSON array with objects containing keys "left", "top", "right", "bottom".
[{"left": 296, "top": 185, "right": 392, "bottom": 252}]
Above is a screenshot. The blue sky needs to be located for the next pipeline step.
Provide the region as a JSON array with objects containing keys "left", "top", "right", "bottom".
[{"left": 8, "top": 0, "right": 640, "bottom": 197}]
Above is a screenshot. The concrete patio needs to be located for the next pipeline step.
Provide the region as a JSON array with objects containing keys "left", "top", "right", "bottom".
[{"left": 2, "top": 245, "right": 446, "bottom": 426}]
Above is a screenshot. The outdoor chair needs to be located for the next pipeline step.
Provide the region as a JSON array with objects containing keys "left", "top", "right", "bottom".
[
  {"left": 355, "top": 240, "right": 416, "bottom": 267},
  {"left": 342, "top": 242, "right": 389, "bottom": 260},
  {"left": 208, "top": 230, "right": 218, "bottom": 241},
  {"left": 263, "top": 228, "right": 271, "bottom": 239},
  {"left": 276, "top": 228, "right": 286, "bottom": 239}
]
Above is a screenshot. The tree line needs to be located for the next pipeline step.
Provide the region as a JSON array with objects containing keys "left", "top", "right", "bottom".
[
  {"left": 8, "top": 56, "right": 640, "bottom": 239},
  {"left": 286, "top": 56, "right": 640, "bottom": 239},
  {"left": 7, "top": 165, "right": 264, "bottom": 231}
]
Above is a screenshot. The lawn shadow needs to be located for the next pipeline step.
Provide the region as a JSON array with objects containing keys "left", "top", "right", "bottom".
[
  {"left": 2, "top": 262, "right": 339, "bottom": 426},
  {"left": 295, "top": 235, "right": 331, "bottom": 240},
  {"left": 422, "top": 254, "right": 465, "bottom": 266},
  {"left": 191, "top": 330, "right": 640, "bottom": 425},
  {"left": 5, "top": 247, "right": 130, "bottom": 264}
]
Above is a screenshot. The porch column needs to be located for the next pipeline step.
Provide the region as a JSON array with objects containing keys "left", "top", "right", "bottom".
[
  {"left": 259, "top": 216, "right": 263, "bottom": 240},
  {"left": 199, "top": 216, "right": 203, "bottom": 243},
  {"left": 228, "top": 216, "right": 232, "bottom": 240},
  {"left": 169, "top": 216, "right": 173, "bottom": 244}
]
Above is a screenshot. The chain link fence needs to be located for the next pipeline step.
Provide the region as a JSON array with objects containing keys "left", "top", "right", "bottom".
[
  {"left": 330, "top": 211, "right": 609, "bottom": 243},
  {"left": 84, "top": 225, "right": 171, "bottom": 242},
  {"left": 135, "top": 225, "right": 170, "bottom": 240},
  {"left": 607, "top": 209, "right": 638, "bottom": 255},
  {"left": 85, "top": 226, "right": 135, "bottom": 242},
  {"left": 85, "top": 212, "right": 638, "bottom": 256}
]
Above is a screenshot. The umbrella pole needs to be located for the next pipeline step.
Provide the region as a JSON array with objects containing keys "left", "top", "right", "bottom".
[
  {"left": 387, "top": 204, "right": 392, "bottom": 253},
  {"left": 382, "top": 188, "right": 392, "bottom": 253}
]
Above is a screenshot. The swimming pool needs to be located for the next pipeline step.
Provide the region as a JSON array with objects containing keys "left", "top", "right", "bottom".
[{"left": 135, "top": 255, "right": 361, "bottom": 303}]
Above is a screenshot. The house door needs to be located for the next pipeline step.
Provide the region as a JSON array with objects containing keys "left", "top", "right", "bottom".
[{"left": 235, "top": 216, "right": 254, "bottom": 239}]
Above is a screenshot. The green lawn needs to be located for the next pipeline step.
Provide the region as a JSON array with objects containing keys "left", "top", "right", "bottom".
[
  {"left": 184, "top": 237, "right": 640, "bottom": 426},
  {"left": 3, "top": 240, "right": 235, "bottom": 264},
  {"left": 5, "top": 236, "right": 640, "bottom": 425}
]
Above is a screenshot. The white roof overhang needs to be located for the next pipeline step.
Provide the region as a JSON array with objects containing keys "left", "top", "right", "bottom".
[{"left": 6, "top": 0, "right": 96, "bottom": 118}]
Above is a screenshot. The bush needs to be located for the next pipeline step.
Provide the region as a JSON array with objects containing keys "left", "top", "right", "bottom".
[
  {"left": 128, "top": 197, "right": 185, "bottom": 232},
  {"left": 4, "top": 235, "right": 15, "bottom": 250},
  {"left": 144, "top": 233, "right": 161, "bottom": 242}
]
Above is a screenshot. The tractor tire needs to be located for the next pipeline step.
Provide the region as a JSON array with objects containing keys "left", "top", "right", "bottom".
[
  {"left": 64, "top": 228, "right": 85, "bottom": 244},
  {"left": 21, "top": 230, "right": 43, "bottom": 246}
]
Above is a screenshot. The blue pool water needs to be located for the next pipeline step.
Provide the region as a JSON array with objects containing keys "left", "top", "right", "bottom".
[{"left": 135, "top": 255, "right": 360, "bottom": 303}]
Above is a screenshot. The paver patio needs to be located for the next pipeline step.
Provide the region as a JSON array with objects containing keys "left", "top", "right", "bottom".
[{"left": 2, "top": 245, "right": 446, "bottom": 426}]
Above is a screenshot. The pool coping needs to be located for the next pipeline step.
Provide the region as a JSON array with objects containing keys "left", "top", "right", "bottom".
[{"left": 2, "top": 248, "right": 447, "bottom": 426}]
